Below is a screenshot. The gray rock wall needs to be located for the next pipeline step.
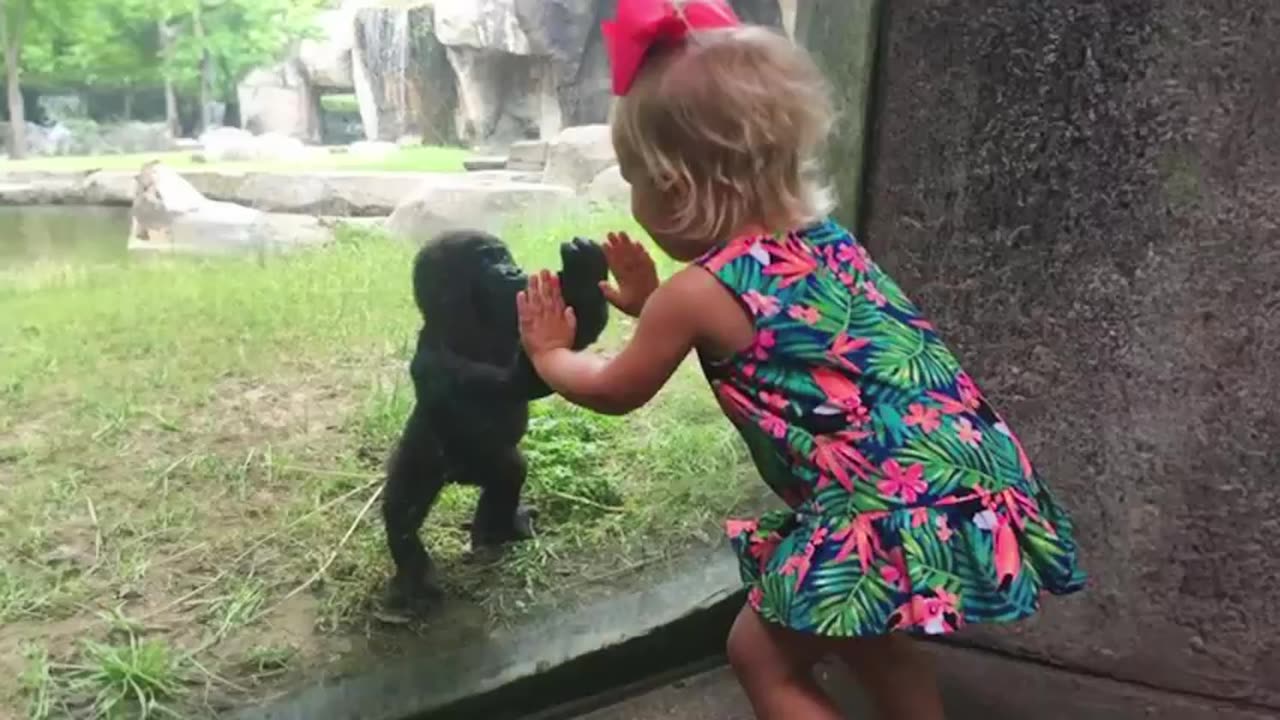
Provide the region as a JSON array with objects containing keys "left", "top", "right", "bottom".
[{"left": 856, "top": 0, "right": 1280, "bottom": 709}]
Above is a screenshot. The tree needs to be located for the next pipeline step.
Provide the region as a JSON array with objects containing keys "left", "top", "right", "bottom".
[{"left": 1, "top": 0, "right": 32, "bottom": 158}]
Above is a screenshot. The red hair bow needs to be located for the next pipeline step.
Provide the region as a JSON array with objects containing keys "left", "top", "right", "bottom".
[{"left": 602, "top": 0, "right": 741, "bottom": 96}]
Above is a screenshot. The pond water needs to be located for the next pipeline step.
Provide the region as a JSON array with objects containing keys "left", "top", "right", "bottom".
[{"left": 0, "top": 205, "right": 131, "bottom": 265}]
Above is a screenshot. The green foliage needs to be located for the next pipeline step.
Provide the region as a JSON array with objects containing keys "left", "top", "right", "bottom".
[
  {"left": 524, "top": 401, "right": 624, "bottom": 523},
  {"left": 6, "top": 0, "right": 323, "bottom": 96},
  {"left": 320, "top": 93, "right": 359, "bottom": 114}
]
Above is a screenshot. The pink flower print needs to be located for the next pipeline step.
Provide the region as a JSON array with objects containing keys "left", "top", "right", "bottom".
[
  {"left": 780, "top": 526, "right": 828, "bottom": 590},
  {"left": 879, "top": 547, "right": 911, "bottom": 593},
  {"left": 811, "top": 431, "right": 876, "bottom": 492},
  {"left": 742, "top": 363, "right": 757, "bottom": 378},
  {"left": 747, "top": 240, "right": 771, "bottom": 265},
  {"left": 910, "top": 507, "right": 930, "bottom": 528},
  {"left": 877, "top": 460, "right": 927, "bottom": 504},
  {"left": 759, "top": 414, "right": 787, "bottom": 439},
  {"left": 955, "top": 418, "right": 983, "bottom": 447},
  {"left": 839, "top": 272, "right": 855, "bottom": 287},
  {"left": 743, "top": 290, "right": 781, "bottom": 318},
  {"left": 904, "top": 403, "right": 942, "bottom": 433},
  {"left": 759, "top": 390, "right": 790, "bottom": 413},
  {"left": 832, "top": 515, "right": 881, "bottom": 572},
  {"left": 811, "top": 367, "right": 865, "bottom": 416},
  {"left": 863, "top": 281, "right": 888, "bottom": 307},
  {"left": 788, "top": 304, "right": 821, "bottom": 325},
  {"left": 726, "top": 519, "right": 759, "bottom": 539},
  {"left": 763, "top": 236, "right": 820, "bottom": 288},
  {"left": 828, "top": 333, "right": 870, "bottom": 374},
  {"left": 838, "top": 242, "right": 872, "bottom": 273},
  {"left": 935, "top": 515, "right": 954, "bottom": 543},
  {"left": 752, "top": 330, "right": 776, "bottom": 360},
  {"left": 957, "top": 372, "right": 983, "bottom": 410},
  {"left": 908, "top": 590, "right": 958, "bottom": 635},
  {"left": 748, "top": 584, "right": 764, "bottom": 609}
]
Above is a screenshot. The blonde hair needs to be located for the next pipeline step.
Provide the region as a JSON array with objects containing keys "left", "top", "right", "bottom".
[{"left": 611, "top": 24, "right": 834, "bottom": 244}]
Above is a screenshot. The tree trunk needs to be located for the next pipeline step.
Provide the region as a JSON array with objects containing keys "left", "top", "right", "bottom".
[
  {"left": 193, "top": 4, "right": 213, "bottom": 132},
  {"left": 159, "top": 20, "right": 180, "bottom": 138},
  {"left": 122, "top": 91, "right": 134, "bottom": 121},
  {"left": 1, "top": 0, "right": 29, "bottom": 159}
]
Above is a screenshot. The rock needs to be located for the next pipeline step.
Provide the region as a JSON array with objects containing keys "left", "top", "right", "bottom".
[
  {"left": 434, "top": 0, "right": 532, "bottom": 54},
  {"left": 506, "top": 139, "right": 549, "bottom": 171},
  {"left": 543, "top": 124, "right": 616, "bottom": 191},
  {"left": 83, "top": 171, "right": 138, "bottom": 205},
  {"left": 197, "top": 128, "right": 319, "bottom": 164},
  {"left": 0, "top": 181, "right": 85, "bottom": 205},
  {"left": 299, "top": 7, "right": 356, "bottom": 90},
  {"left": 463, "top": 155, "right": 508, "bottom": 171},
  {"left": 129, "top": 162, "right": 331, "bottom": 256},
  {"left": 386, "top": 175, "right": 575, "bottom": 241},
  {"left": 348, "top": 140, "right": 399, "bottom": 161},
  {"left": 854, "top": 0, "right": 1280, "bottom": 706},
  {"left": 586, "top": 164, "right": 629, "bottom": 208},
  {"left": 237, "top": 60, "right": 321, "bottom": 141},
  {"left": 352, "top": 6, "right": 457, "bottom": 144}
]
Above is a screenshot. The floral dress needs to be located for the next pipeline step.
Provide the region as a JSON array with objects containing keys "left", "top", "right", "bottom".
[{"left": 696, "top": 218, "right": 1086, "bottom": 638}]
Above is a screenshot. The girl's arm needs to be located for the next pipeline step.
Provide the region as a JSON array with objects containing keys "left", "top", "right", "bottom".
[{"left": 519, "top": 268, "right": 714, "bottom": 415}]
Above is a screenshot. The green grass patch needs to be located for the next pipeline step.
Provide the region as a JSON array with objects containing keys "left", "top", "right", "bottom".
[
  {"left": 0, "top": 210, "right": 762, "bottom": 718},
  {"left": 0, "top": 144, "right": 469, "bottom": 174}
]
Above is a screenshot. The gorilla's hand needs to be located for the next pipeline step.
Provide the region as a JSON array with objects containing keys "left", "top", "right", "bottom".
[
  {"left": 519, "top": 237, "right": 611, "bottom": 400},
  {"left": 557, "top": 237, "right": 609, "bottom": 350}
]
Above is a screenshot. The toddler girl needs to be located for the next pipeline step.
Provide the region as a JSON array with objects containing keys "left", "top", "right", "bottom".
[{"left": 517, "top": 2, "right": 1086, "bottom": 718}]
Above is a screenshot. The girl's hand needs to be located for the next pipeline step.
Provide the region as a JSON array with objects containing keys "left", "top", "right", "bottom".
[
  {"left": 599, "top": 232, "right": 659, "bottom": 318},
  {"left": 518, "top": 270, "right": 577, "bottom": 358}
]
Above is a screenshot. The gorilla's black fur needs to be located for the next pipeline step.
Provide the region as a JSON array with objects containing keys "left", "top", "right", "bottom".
[{"left": 381, "top": 230, "right": 609, "bottom": 614}]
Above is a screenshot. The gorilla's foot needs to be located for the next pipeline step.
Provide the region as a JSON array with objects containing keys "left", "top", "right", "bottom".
[
  {"left": 376, "top": 568, "right": 444, "bottom": 623},
  {"left": 469, "top": 504, "right": 537, "bottom": 548}
]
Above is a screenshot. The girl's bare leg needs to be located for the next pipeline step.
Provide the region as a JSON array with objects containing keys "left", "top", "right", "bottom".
[
  {"left": 837, "top": 634, "right": 946, "bottom": 720},
  {"left": 726, "top": 606, "right": 843, "bottom": 720}
]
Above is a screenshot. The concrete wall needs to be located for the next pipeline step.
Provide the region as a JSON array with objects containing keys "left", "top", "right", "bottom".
[{"left": 842, "top": 0, "right": 1280, "bottom": 712}]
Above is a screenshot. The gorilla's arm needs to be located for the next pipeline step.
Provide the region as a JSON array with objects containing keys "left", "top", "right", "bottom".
[{"left": 411, "top": 342, "right": 523, "bottom": 405}]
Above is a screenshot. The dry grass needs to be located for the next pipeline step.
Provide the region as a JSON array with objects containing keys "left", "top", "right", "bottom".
[{"left": 0, "top": 210, "right": 762, "bottom": 718}]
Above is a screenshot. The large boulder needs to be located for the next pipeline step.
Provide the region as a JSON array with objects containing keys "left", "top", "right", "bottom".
[
  {"left": 83, "top": 171, "right": 139, "bottom": 205},
  {"left": 434, "top": 0, "right": 532, "bottom": 52},
  {"left": 385, "top": 175, "right": 575, "bottom": 240},
  {"left": 586, "top": 164, "right": 629, "bottom": 208},
  {"left": 352, "top": 5, "right": 457, "bottom": 144},
  {"left": 129, "top": 162, "right": 331, "bottom": 255},
  {"left": 434, "top": 0, "right": 562, "bottom": 145},
  {"left": 196, "top": 128, "right": 321, "bottom": 164},
  {"left": 299, "top": 7, "right": 357, "bottom": 90},
  {"left": 237, "top": 60, "right": 321, "bottom": 142},
  {"left": 845, "top": 0, "right": 1280, "bottom": 712},
  {"left": 543, "top": 124, "right": 616, "bottom": 191}
]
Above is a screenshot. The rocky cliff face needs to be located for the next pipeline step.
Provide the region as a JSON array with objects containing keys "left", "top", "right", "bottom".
[
  {"left": 239, "top": 0, "right": 789, "bottom": 148},
  {"left": 852, "top": 0, "right": 1280, "bottom": 711}
]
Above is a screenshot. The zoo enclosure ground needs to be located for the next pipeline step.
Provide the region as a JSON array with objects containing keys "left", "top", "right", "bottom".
[
  {"left": 0, "top": 144, "right": 470, "bottom": 174},
  {"left": 0, "top": 211, "right": 767, "bottom": 719}
]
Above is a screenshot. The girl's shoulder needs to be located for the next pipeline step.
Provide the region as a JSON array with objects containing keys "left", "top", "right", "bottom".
[{"left": 696, "top": 216, "right": 857, "bottom": 271}]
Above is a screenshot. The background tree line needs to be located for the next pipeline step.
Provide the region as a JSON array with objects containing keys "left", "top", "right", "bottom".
[{"left": 0, "top": 0, "right": 325, "bottom": 159}]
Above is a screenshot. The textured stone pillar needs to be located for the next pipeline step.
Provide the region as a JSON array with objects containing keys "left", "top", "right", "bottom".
[{"left": 859, "top": 0, "right": 1280, "bottom": 710}]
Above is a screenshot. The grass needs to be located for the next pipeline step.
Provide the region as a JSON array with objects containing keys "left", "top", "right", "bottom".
[
  {"left": 0, "top": 144, "right": 470, "bottom": 174},
  {"left": 0, "top": 209, "right": 763, "bottom": 718}
]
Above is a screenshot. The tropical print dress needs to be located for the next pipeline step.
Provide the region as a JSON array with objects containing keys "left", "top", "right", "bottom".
[{"left": 696, "top": 218, "right": 1086, "bottom": 638}]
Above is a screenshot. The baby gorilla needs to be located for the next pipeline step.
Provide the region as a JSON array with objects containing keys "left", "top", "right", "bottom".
[{"left": 381, "top": 229, "right": 609, "bottom": 615}]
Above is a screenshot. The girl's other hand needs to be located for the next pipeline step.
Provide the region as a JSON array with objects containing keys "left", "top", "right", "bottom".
[
  {"left": 599, "top": 232, "right": 659, "bottom": 318},
  {"left": 518, "top": 270, "right": 577, "bottom": 358}
]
